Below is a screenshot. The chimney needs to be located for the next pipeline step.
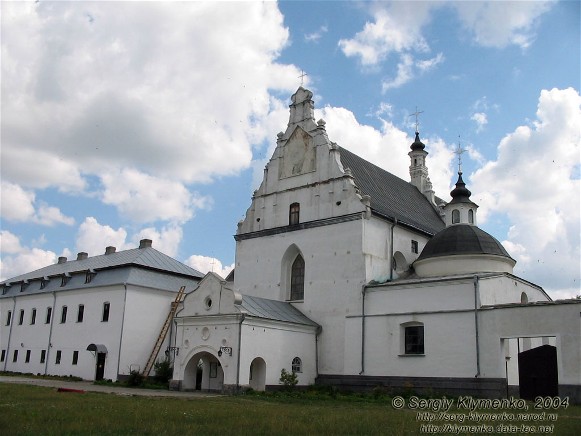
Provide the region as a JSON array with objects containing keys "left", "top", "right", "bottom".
[
  {"left": 139, "top": 239, "right": 153, "bottom": 249},
  {"left": 57, "top": 256, "right": 67, "bottom": 264},
  {"left": 105, "top": 246, "right": 116, "bottom": 255},
  {"left": 77, "top": 252, "right": 88, "bottom": 261}
]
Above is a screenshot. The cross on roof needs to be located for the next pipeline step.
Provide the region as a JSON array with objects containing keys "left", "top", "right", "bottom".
[
  {"left": 410, "top": 106, "right": 424, "bottom": 133},
  {"left": 298, "top": 70, "right": 307, "bottom": 86},
  {"left": 455, "top": 136, "right": 467, "bottom": 173}
]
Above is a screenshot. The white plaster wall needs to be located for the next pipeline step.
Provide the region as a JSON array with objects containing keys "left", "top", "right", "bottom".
[
  {"left": 415, "top": 254, "right": 514, "bottom": 277},
  {"left": 239, "top": 319, "right": 317, "bottom": 387},
  {"left": 478, "top": 275, "right": 550, "bottom": 306},
  {"left": 479, "top": 302, "right": 581, "bottom": 384}
]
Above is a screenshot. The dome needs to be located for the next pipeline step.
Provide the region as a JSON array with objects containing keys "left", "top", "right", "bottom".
[
  {"left": 417, "top": 224, "right": 513, "bottom": 261},
  {"left": 410, "top": 132, "right": 426, "bottom": 151}
]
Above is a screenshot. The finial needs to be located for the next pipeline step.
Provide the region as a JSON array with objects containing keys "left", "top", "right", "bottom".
[
  {"left": 410, "top": 106, "right": 424, "bottom": 133},
  {"left": 454, "top": 136, "right": 467, "bottom": 174},
  {"left": 298, "top": 70, "right": 307, "bottom": 86}
]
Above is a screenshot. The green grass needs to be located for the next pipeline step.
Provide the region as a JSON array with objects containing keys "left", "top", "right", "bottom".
[{"left": 1, "top": 384, "right": 580, "bottom": 435}]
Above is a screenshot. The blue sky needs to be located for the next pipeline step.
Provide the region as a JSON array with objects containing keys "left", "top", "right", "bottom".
[{"left": 1, "top": 1, "right": 579, "bottom": 299}]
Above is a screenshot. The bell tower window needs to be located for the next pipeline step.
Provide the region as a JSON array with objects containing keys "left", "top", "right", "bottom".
[
  {"left": 452, "top": 209, "right": 460, "bottom": 224},
  {"left": 468, "top": 209, "right": 474, "bottom": 224},
  {"left": 290, "top": 255, "right": 305, "bottom": 301}
]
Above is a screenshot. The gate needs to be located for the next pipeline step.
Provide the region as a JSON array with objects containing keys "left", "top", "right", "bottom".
[{"left": 518, "top": 344, "right": 558, "bottom": 400}]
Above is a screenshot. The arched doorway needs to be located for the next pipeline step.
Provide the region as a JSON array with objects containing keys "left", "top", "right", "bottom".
[
  {"left": 249, "top": 357, "right": 266, "bottom": 391},
  {"left": 183, "top": 351, "right": 223, "bottom": 392}
]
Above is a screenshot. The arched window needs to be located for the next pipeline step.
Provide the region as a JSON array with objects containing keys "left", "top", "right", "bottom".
[
  {"left": 520, "top": 292, "right": 529, "bottom": 304},
  {"left": 452, "top": 209, "right": 460, "bottom": 224},
  {"left": 289, "top": 203, "right": 300, "bottom": 225},
  {"left": 292, "top": 357, "right": 302, "bottom": 373},
  {"left": 290, "top": 255, "right": 305, "bottom": 300},
  {"left": 468, "top": 209, "right": 474, "bottom": 224}
]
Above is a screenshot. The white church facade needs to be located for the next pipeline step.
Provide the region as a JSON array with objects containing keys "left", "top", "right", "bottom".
[{"left": 171, "top": 87, "right": 580, "bottom": 401}]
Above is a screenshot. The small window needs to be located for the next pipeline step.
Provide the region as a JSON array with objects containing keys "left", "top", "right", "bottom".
[
  {"left": 77, "top": 304, "right": 84, "bottom": 323},
  {"left": 25, "top": 350, "right": 31, "bottom": 363},
  {"left": 468, "top": 209, "right": 474, "bottom": 224},
  {"left": 85, "top": 271, "right": 96, "bottom": 284},
  {"left": 404, "top": 325, "right": 425, "bottom": 355},
  {"left": 452, "top": 209, "right": 460, "bottom": 224},
  {"left": 291, "top": 357, "right": 302, "bottom": 373},
  {"left": 61, "top": 274, "right": 70, "bottom": 287},
  {"left": 31, "top": 308, "right": 37, "bottom": 325},
  {"left": 72, "top": 351, "right": 79, "bottom": 365},
  {"left": 40, "top": 279, "right": 47, "bottom": 289},
  {"left": 289, "top": 203, "right": 300, "bottom": 225},
  {"left": 55, "top": 350, "right": 61, "bottom": 365},
  {"left": 6, "top": 310, "right": 12, "bottom": 326},
  {"left": 290, "top": 255, "right": 305, "bottom": 301},
  {"left": 102, "top": 302, "right": 110, "bottom": 322},
  {"left": 411, "top": 240, "right": 419, "bottom": 254},
  {"left": 520, "top": 292, "right": 529, "bottom": 304},
  {"left": 13, "top": 350, "right": 18, "bottom": 362},
  {"left": 1, "top": 350, "right": 5, "bottom": 362},
  {"left": 40, "top": 350, "right": 46, "bottom": 364},
  {"left": 45, "top": 307, "right": 52, "bottom": 324},
  {"left": 60, "top": 306, "right": 67, "bottom": 324},
  {"left": 18, "top": 309, "right": 24, "bottom": 325}
]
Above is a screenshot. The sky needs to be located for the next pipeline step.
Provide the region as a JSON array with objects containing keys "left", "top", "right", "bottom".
[{"left": 1, "top": 0, "right": 579, "bottom": 299}]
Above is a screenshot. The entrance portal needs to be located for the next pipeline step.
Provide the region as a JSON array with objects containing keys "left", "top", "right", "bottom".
[
  {"left": 249, "top": 357, "right": 266, "bottom": 391},
  {"left": 518, "top": 344, "right": 558, "bottom": 400},
  {"left": 183, "top": 351, "right": 224, "bottom": 391},
  {"left": 96, "top": 353, "right": 106, "bottom": 381}
]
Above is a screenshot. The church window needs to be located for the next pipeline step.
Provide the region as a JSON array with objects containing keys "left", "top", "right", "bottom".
[
  {"left": 72, "top": 351, "right": 79, "bottom": 365},
  {"left": 45, "top": 307, "right": 52, "bottom": 324},
  {"left": 60, "top": 306, "right": 67, "bottom": 324},
  {"left": 520, "top": 292, "right": 529, "bottom": 304},
  {"left": 414, "top": 158, "right": 417, "bottom": 166},
  {"left": 289, "top": 203, "right": 300, "bottom": 225},
  {"left": 0, "top": 350, "right": 5, "bottom": 362},
  {"left": 102, "top": 302, "right": 110, "bottom": 322},
  {"left": 13, "top": 350, "right": 18, "bottom": 362},
  {"left": 290, "top": 255, "right": 305, "bottom": 300},
  {"left": 25, "top": 350, "right": 31, "bottom": 363},
  {"left": 6, "top": 310, "right": 12, "bottom": 326},
  {"left": 55, "top": 350, "right": 61, "bottom": 365},
  {"left": 77, "top": 304, "right": 84, "bottom": 323},
  {"left": 468, "top": 209, "right": 474, "bottom": 224},
  {"left": 404, "top": 324, "right": 424, "bottom": 355},
  {"left": 452, "top": 209, "right": 460, "bottom": 224},
  {"left": 31, "top": 308, "right": 36, "bottom": 325},
  {"left": 411, "top": 240, "right": 419, "bottom": 254},
  {"left": 40, "top": 350, "right": 46, "bottom": 364},
  {"left": 292, "top": 357, "right": 302, "bottom": 373},
  {"left": 18, "top": 309, "right": 24, "bottom": 325}
]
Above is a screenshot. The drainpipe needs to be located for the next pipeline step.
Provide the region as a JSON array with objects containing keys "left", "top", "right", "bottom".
[
  {"left": 235, "top": 313, "right": 246, "bottom": 392},
  {"left": 359, "top": 284, "right": 367, "bottom": 375},
  {"left": 389, "top": 219, "right": 397, "bottom": 280},
  {"left": 116, "top": 283, "right": 128, "bottom": 380},
  {"left": 45, "top": 291, "right": 57, "bottom": 375},
  {"left": 315, "top": 326, "right": 321, "bottom": 377},
  {"left": 473, "top": 275, "right": 481, "bottom": 378},
  {"left": 3, "top": 297, "right": 17, "bottom": 372}
]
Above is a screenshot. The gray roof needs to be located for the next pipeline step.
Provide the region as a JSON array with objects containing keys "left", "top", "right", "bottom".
[
  {"left": 1, "top": 246, "right": 203, "bottom": 297},
  {"left": 339, "top": 146, "right": 445, "bottom": 235},
  {"left": 417, "top": 224, "right": 514, "bottom": 261},
  {"left": 240, "top": 295, "right": 319, "bottom": 327}
]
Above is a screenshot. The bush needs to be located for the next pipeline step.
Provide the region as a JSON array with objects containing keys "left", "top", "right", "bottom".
[
  {"left": 153, "top": 359, "right": 173, "bottom": 384},
  {"left": 279, "top": 368, "right": 298, "bottom": 391},
  {"left": 126, "top": 370, "right": 144, "bottom": 387}
]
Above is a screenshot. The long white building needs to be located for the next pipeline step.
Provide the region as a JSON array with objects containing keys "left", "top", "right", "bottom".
[{"left": 0, "top": 239, "right": 202, "bottom": 381}]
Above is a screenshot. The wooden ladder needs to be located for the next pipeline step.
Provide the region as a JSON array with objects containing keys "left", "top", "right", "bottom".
[{"left": 142, "top": 286, "right": 186, "bottom": 377}]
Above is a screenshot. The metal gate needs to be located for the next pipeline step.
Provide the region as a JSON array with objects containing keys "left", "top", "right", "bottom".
[{"left": 518, "top": 344, "right": 558, "bottom": 400}]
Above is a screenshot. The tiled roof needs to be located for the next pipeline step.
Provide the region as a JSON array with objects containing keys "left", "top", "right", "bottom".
[
  {"left": 1, "top": 247, "right": 203, "bottom": 286},
  {"left": 339, "top": 146, "right": 445, "bottom": 235},
  {"left": 240, "top": 295, "right": 319, "bottom": 327}
]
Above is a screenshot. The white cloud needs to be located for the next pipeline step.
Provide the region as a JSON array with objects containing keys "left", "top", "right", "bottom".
[
  {"left": 134, "top": 225, "right": 183, "bottom": 258},
  {"left": 100, "top": 168, "right": 212, "bottom": 224},
  {"left": 0, "top": 231, "right": 60, "bottom": 281},
  {"left": 471, "top": 112, "right": 488, "bottom": 132},
  {"left": 454, "top": 1, "right": 555, "bottom": 49},
  {"left": 382, "top": 53, "right": 444, "bottom": 91},
  {"left": 0, "top": 181, "right": 75, "bottom": 226},
  {"left": 185, "top": 254, "right": 234, "bottom": 279},
  {"left": 0, "top": 230, "right": 23, "bottom": 254},
  {"left": 305, "top": 25, "right": 328, "bottom": 43},
  {"left": 75, "top": 217, "right": 129, "bottom": 256},
  {"left": 338, "top": 2, "right": 433, "bottom": 65},
  {"left": 472, "top": 88, "right": 581, "bottom": 296}
]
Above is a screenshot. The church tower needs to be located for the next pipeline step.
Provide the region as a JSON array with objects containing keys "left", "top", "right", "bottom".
[
  {"left": 408, "top": 131, "right": 436, "bottom": 205},
  {"left": 443, "top": 171, "right": 478, "bottom": 227}
]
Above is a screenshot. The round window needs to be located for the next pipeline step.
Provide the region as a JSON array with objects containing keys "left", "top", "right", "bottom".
[{"left": 204, "top": 296, "right": 213, "bottom": 310}]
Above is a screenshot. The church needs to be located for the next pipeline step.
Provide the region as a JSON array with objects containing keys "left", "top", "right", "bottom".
[
  {"left": 1, "top": 87, "right": 579, "bottom": 402},
  {"left": 170, "top": 87, "right": 580, "bottom": 401}
]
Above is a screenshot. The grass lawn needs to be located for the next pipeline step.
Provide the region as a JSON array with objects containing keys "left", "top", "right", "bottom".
[{"left": 1, "top": 383, "right": 580, "bottom": 435}]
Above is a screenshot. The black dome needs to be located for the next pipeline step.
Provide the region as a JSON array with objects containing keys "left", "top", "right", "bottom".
[
  {"left": 417, "top": 224, "right": 513, "bottom": 261},
  {"left": 410, "top": 132, "right": 425, "bottom": 151}
]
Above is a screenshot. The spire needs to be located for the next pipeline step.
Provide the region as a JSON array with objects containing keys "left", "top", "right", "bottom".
[
  {"left": 288, "top": 87, "right": 315, "bottom": 125},
  {"left": 449, "top": 172, "right": 472, "bottom": 204},
  {"left": 410, "top": 131, "right": 426, "bottom": 151}
]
